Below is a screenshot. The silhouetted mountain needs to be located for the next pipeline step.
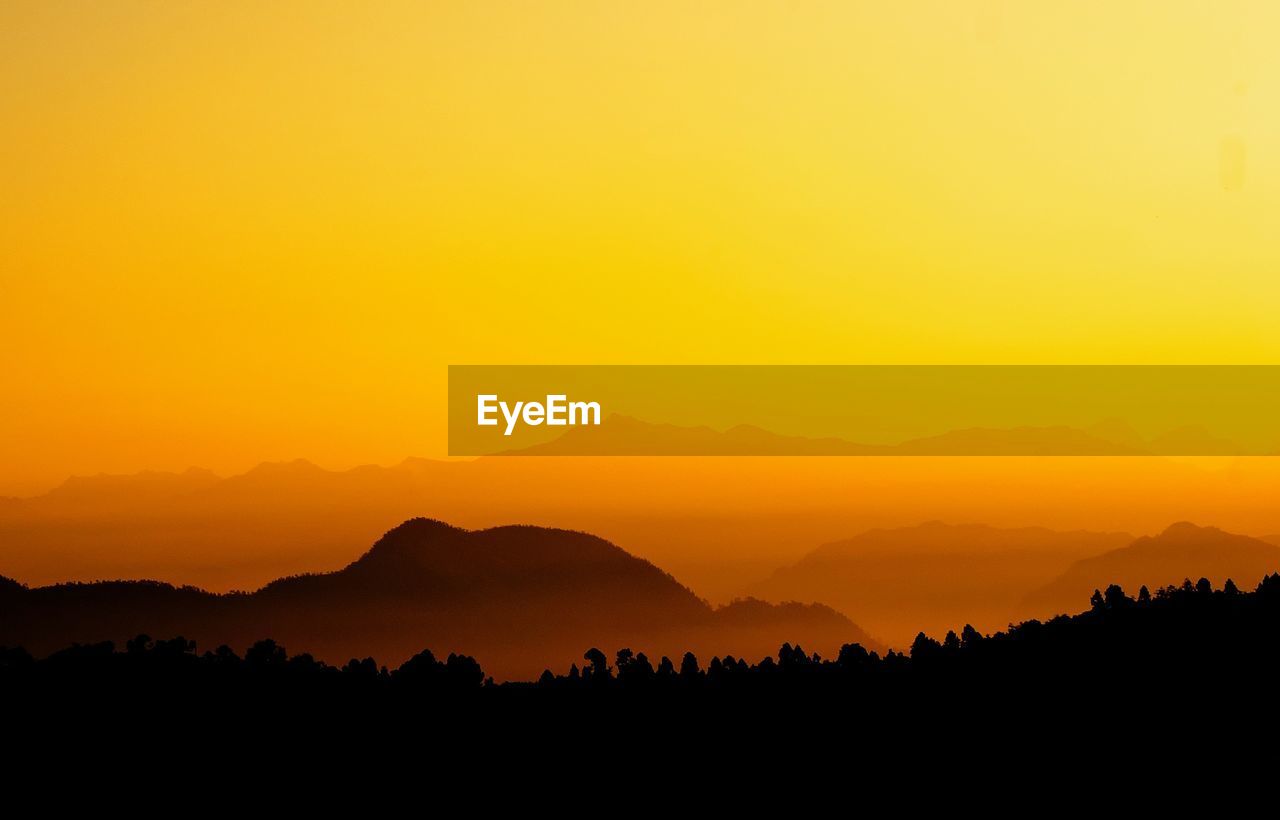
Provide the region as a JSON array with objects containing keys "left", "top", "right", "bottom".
[
  {"left": 1024, "top": 522, "right": 1280, "bottom": 617},
  {"left": 0, "top": 519, "right": 874, "bottom": 680},
  {"left": 0, "top": 458, "right": 464, "bottom": 589},
  {"left": 501, "top": 414, "right": 892, "bottom": 456},
  {"left": 42, "top": 467, "right": 221, "bottom": 505},
  {"left": 754, "top": 522, "right": 1133, "bottom": 645},
  {"left": 888, "top": 425, "right": 1144, "bottom": 455},
  {"left": 1145, "top": 425, "right": 1240, "bottom": 455},
  {"left": 8, "top": 453, "right": 1280, "bottom": 606},
  {"left": 1083, "top": 418, "right": 1146, "bottom": 449},
  {"left": 194, "top": 458, "right": 351, "bottom": 504},
  {"left": 504, "top": 415, "right": 1148, "bottom": 456},
  {"left": 0, "top": 574, "right": 24, "bottom": 598},
  {"left": 7, "top": 574, "right": 1280, "bottom": 775}
]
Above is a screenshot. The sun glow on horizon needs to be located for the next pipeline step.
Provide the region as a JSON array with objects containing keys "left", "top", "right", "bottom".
[{"left": 3, "top": 1, "right": 1280, "bottom": 492}]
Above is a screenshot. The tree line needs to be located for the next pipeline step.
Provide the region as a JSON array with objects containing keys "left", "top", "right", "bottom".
[{"left": 6, "top": 573, "right": 1280, "bottom": 702}]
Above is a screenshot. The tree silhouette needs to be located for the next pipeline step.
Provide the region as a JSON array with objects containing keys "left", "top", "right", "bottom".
[
  {"left": 6, "top": 573, "right": 1280, "bottom": 757},
  {"left": 583, "top": 647, "right": 610, "bottom": 682},
  {"left": 679, "top": 652, "right": 700, "bottom": 681}
]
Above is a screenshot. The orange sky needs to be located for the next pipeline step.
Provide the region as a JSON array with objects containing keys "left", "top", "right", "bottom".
[{"left": 3, "top": 2, "right": 1280, "bottom": 495}]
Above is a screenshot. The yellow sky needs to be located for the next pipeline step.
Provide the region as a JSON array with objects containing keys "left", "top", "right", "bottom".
[{"left": 2, "top": 1, "right": 1279, "bottom": 494}]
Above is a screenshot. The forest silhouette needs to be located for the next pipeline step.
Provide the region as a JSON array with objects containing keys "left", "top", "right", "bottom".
[
  {"left": 8, "top": 573, "right": 1279, "bottom": 793},
  {"left": 0, "top": 518, "right": 875, "bottom": 680},
  {"left": 7, "top": 575, "right": 1279, "bottom": 728}
]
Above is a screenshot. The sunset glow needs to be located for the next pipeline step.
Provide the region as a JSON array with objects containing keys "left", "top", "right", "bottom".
[{"left": 4, "top": 1, "right": 1280, "bottom": 494}]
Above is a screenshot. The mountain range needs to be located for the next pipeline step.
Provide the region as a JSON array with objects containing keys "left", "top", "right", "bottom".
[
  {"left": 753, "top": 522, "right": 1135, "bottom": 643},
  {"left": 1023, "top": 522, "right": 1280, "bottom": 615},
  {"left": 754, "top": 521, "right": 1280, "bottom": 644},
  {"left": 5, "top": 441, "right": 1280, "bottom": 655},
  {"left": 504, "top": 415, "right": 1155, "bottom": 456},
  {"left": 0, "top": 518, "right": 873, "bottom": 681},
  {"left": 9, "top": 450, "right": 1280, "bottom": 604}
]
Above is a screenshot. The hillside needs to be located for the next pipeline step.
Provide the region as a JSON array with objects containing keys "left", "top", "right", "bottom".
[
  {"left": 506, "top": 415, "right": 1147, "bottom": 456},
  {"left": 754, "top": 522, "right": 1134, "bottom": 645},
  {"left": 0, "top": 518, "right": 875, "bottom": 680},
  {"left": 8, "top": 455, "right": 1280, "bottom": 605},
  {"left": 1024, "top": 522, "right": 1280, "bottom": 618},
  {"left": 8, "top": 573, "right": 1280, "bottom": 745}
]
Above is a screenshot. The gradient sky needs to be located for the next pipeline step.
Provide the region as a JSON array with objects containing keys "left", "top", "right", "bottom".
[{"left": 3, "top": 1, "right": 1279, "bottom": 494}]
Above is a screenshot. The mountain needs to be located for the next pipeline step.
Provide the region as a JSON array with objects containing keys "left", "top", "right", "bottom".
[
  {"left": 8, "top": 452, "right": 1280, "bottom": 605},
  {"left": 505, "top": 415, "right": 1145, "bottom": 456},
  {"left": 1024, "top": 522, "right": 1280, "bottom": 617},
  {"left": 888, "top": 426, "right": 1143, "bottom": 455},
  {"left": 753, "top": 522, "right": 1134, "bottom": 646},
  {"left": 0, "top": 518, "right": 876, "bottom": 681},
  {"left": 40, "top": 467, "right": 221, "bottom": 506},
  {"left": 0, "top": 458, "right": 461, "bottom": 590},
  {"left": 501, "top": 415, "right": 893, "bottom": 456},
  {"left": 1145, "top": 426, "right": 1241, "bottom": 456}
]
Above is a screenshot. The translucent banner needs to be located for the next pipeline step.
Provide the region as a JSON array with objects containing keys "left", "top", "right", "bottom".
[{"left": 447, "top": 365, "right": 1280, "bottom": 456}]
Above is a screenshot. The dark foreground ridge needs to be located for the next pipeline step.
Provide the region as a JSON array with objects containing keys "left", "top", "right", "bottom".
[
  {"left": 0, "top": 517, "right": 874, "bottom": 680},
  {"left": 9, "top": 575, "right": 1280, "bottom": 789},
  {"left": 7, "top": 574, "right": 1280, "bottom": 720}
]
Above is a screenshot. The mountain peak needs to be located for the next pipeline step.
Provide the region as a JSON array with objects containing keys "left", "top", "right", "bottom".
[
  {"left": 244, "top": 458, "right": 323, "bottom": 475},
  {"left": 1025, "top": 522, "right": 1280, "bottom": 617},
  {"left": 41, "top": 467, "right": 221, "bottom": 503},
  {"left": 373, "top": 517, "right": 465, "bottom": 545},
  {"left": 346, "top": 519, "right": 661, "bottom": 585},
  {"left": 351, "top": 517, "right": 467, "bottom": 565},
  {"left": 1129, "top": 521, "right": 1261, "bottom": 552},
  {"left": 1158, "top": 521, "right": 1223, "bottom": 538}
]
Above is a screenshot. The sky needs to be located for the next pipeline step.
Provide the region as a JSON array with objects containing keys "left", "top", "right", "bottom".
[{"left": 2, "top": 1, "right": 1279, "bottom": 495}]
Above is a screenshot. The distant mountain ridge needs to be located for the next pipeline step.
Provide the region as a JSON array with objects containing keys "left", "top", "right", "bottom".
[
  {"left": 753, "top": 521, "right": 1135, "bottom": 646},
  {"left": 1025, "top": 522, "right": 1280, "bottom": 616},
  {"left": 41, "top": 467, "right": 221, "bottom": 504},
  {"left": 497, "top": 413, "right": 1275, "bottom": 456},
  {"left": 0, "top": 518, "right": 876, "bottom": 681},
  {"left": 503, "top": 415, "right": 1151, "bottom": 456},
  {"left": 1, "top": 454, "right": 950, "bottom": 597},
  {"left": 8, "top": 452, "right": 1280, "bottom": 610}
]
